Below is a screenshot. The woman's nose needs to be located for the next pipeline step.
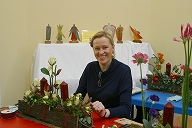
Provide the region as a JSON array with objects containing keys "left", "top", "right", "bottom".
[{"left": 98, "top": 49, "right": 104, "bottom": 54}]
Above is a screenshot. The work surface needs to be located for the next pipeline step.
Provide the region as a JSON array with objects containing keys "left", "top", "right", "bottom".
[{"left": 132, "top": 88, "right": 192, "bottom": 116}]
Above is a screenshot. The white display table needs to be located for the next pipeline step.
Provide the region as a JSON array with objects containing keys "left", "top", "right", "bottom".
[{"left": 31, "top": 41, "right": 154, "bottom": 94}]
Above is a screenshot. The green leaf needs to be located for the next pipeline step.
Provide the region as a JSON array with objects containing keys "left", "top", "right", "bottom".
[
  {"left": 143, "top": 119, "right": 152, "bottom": 128},
  {"left": 86, "top": 116, "right": 92, "bottom": 124},
  {"left": 41, "top": 67, "right": 50, "bottom": 75},
  {"left": 165, "top": 123, "right": 171, "bottom": 128}
]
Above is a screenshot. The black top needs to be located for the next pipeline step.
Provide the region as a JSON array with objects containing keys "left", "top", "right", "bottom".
[{"left": 75, "top": 59, "right": 133, "bottom": 119}]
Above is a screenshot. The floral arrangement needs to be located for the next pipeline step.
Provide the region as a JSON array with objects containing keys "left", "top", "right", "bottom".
[
  {"left": 24, "top": 56, "right": 62, "bottom": 108},
  {"left": 147, "top": 53, "right": 192, "bottom": 94},
  {"left": 173, "top": 23, "right": 192, "bottom": 128},
  {"left": 23, "top": 57, "right": 93, "bottom": 127},
  {"left": 132, "top": 52, "right": 180, "bottom": 128},
  {"left": 64, "top": 93, "right": 92, "bottom": 127}
]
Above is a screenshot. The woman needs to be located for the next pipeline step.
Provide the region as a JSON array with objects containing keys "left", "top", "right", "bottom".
[{"left": 75, "top": 31, "right": 132, "bottom": 119}]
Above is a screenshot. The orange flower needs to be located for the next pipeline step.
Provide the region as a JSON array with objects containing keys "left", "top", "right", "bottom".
[
  {"left": 157, "top": 53, "right": 164, "bottom": 59},
  {"left": 156, "top": 64, "right": 162, "bottom": 70},
  {"left": 159, "top": 58, "right": 165, "bottom": 64}
]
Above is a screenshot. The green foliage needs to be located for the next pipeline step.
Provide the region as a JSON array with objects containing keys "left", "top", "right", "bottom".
[
  {"left": 143, "top": 119, "right": 152, "bottom": 128},
  {"left": 156, "top": 122, "right": 171, "bottom": 128},
  {"left": 41, "top": 67, "right": 50, "bottom": 75},
  {"left": 64, "top": 93, "right": 92, "bottom": 127},
  {"left": 189, "top": 93, "right": 192, "bottom": 106}
]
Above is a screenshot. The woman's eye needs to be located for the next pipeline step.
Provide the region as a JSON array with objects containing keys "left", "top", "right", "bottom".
[{"left": 95, "top": 48, "right": 100, "bottom": 51}]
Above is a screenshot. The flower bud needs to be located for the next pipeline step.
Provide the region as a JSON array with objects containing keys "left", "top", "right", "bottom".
[
  {"left": 67, "top": 101, "right": 72, "bottom": 106},
  {"left": 49, "top": 57, "right": 56, "bottom": 66},
  {"left": 74, "top": 96, "right": 80, "bottom": 105},
  {"left": 43, "top": 95, "right": 49, "bottom": 99},
  {"left": 47, "top": 66, "right": 52, "bottom": 71},
  {"left": 52, "top": 93, "right": 58, "bottom": 101},
  {"left": 33, "top": 78, "right": 40, "bottom": 87},
  {"left": 44, "top": 90, "right": 50, "bottom": 97},
  {"left": 24, "top": 90, "right": 31, "bottom": 97}
]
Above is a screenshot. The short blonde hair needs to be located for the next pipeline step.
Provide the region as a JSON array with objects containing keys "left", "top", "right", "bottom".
[{"left": 90, "top": 31, "right": 114, "bottom": 47}]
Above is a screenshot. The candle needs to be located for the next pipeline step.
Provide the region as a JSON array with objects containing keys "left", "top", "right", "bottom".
[
  {"left": 163, "top": 102, "right": 174, "bottom": 128},
  {"left": 166, "top": 62, "right": 171, "bottom": 76},
  {"left": 60, "top": 81, "right": 69, "bottom": 101},
  {"left": 40, "top": 77, "right": 47, "bottom": 96}
]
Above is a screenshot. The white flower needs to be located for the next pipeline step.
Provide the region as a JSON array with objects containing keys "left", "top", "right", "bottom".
[
  {"left": 52, "top": 93, "right": 58, "bottom": 101},
  {"left": 47, "top": 65, "right": 52, "bottom": 71},
  {"left": 67, "top": 101, "right": 72, "bottom": 106},
  {"left": 33, "top": 78, "right": 40, "bottom": 87},
  {"left": 44, "top": 90, "right": 50, "bottom": 97},
  {"left": 74, "top": 96, "right": 80, "bottom": 105},
  {"left": 49, "top": 57, "right": 56, "bottom": 66},
  {"left": 43, "top": 95, "right": 49, "bottom": 99},
  {"left": 69, "top": 94, "right": 74, "bottom": 98},
  {"left": 24, "top": 90, "right": 31, "bottom": 97},
  {"left": 76, "top": 93, "right": 82, "bottom": 97},
  {"left": 85, "top": 106, "right": 91, "bottom": 111},
  {"left": 55, "top": 80, "right": 61, "bottom": 89}
]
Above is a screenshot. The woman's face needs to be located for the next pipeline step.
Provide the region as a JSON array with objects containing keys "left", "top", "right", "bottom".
[{"left": 92, "top": 36, "right": 114, "bottom": 68}]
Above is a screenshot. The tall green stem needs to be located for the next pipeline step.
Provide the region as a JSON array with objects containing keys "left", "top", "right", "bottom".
[
  {"left": 140, "top": 64, "right": 145, "bottom": 119},
  {"left": 182, "top": 40, "right": 191, "bottom": 128}
]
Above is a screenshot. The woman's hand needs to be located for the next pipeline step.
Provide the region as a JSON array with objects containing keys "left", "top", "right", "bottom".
[{"left": 90, "top": 101, "right": 107, "bottom": 118}]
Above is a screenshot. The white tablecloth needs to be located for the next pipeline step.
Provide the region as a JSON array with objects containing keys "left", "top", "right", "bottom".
[{"left": 31, "top": 41, "right": 154, "bottom": 95}]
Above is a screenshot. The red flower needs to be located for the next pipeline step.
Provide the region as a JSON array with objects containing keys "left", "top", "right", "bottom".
[
  {"left": 171, "top": 74, "right": 178, "bottom": 80},
  {"left": 152, "top": 76, "right": 159, "bottom": 82}
]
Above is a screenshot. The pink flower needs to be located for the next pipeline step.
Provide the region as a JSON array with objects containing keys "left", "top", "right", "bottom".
[
  {"left": 180, "top": 64, "right": 185, "bottom": 70},
  {"left": 173, "top": 37, "right": 180, "bottom": 42},
  {"left": 181, "top": 23, "right": 192, "bottom": 40},
  {"left": 180, "top": 64, "right": 192, "bottom": 73},
  {"left": 190, "top": 68, "right": 192, "bottom": 73},
  {"left": 174, "top": 23, "right": 192, "bottom": 43},
  {"left": 132, "top": 52, "right": 149, "bottom": 65}
]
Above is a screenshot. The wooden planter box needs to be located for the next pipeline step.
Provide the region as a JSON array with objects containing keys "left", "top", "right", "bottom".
[
  {"left": 18, "top": 100, "right": 80, "bottom": 128},
  {"left": 147, "top": 75, "right": 192, "bottom": 95},
  {"left": 147, "top": 81, "right": 182, "bottom": 95}
]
